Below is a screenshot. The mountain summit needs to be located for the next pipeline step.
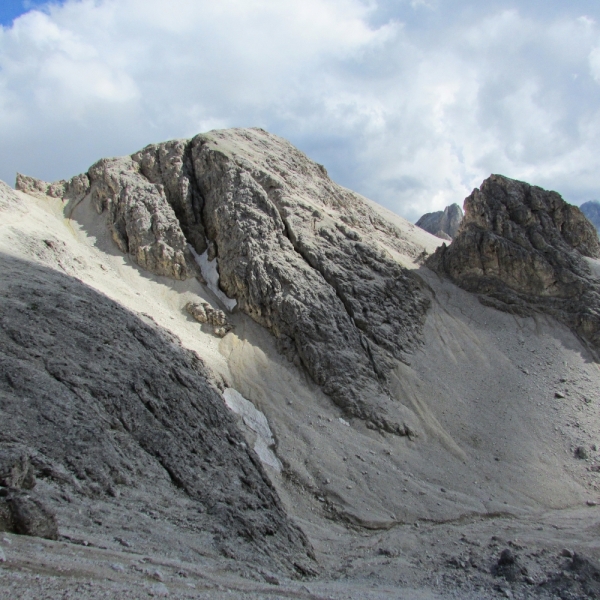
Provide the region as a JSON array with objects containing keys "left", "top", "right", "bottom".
[{"left": 3, "top": 129, "right": 600, "bottom": 599}]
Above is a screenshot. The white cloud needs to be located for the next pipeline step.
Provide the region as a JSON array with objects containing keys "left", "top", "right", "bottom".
[{"left": 1, "top": 0, "right": 600, "bottom": 221}]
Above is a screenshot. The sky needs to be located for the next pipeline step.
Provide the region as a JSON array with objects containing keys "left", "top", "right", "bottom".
[{"left": 1, "top": 1, "right": 600, "bottom": 221}]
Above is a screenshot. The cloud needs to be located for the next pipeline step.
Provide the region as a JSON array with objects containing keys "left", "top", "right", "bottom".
[{"left": 1, "top": 0, "right": 600, "bottom": 221}]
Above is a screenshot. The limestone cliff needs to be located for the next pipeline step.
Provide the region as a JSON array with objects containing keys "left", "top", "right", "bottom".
[
  {"left": 17, "top": 128, "right": 432, "bottom": 436},
  {"left": 427, "top": 174, "right": 600, "bottom": 349}
]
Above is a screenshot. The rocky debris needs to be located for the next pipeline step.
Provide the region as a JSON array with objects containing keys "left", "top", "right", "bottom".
[
  {"left": 416, "top": 203, "right": 463, "bottom": 239},
  {"left": 23, "top": 128, "right": 431, "bottom": 435},
  {"left": 0, "top": 254, "right": 314, "bottom": 574},
  {"left": 580, "top": 200, "right": 600, "bottom": 234},
  {"left": 185, "top": 301, "right": 232, "bottom": 337},
  {"left": 492, "top": 549, "right": 524, "bottom": 582},
  {"left": 15, "top": 172, "right": 90, "bottom": 202},
  {"left": 575, "top": 446, "right": 590, "bottom": 459},
  {"left": 427, "top": 174, "right": 600, "bottom": 349},
  {"left": 538, "top": 552, "right": 600, "bottom": 599},
  {"left": 0, "top": 447, "right": 57, "bottom": 540}
]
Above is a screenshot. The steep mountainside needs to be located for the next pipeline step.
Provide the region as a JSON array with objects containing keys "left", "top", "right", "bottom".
[
  {"left": 17, "top": 129, "right": 433, "bottom": 436},
  {"left": 428, "top": 174, "right": 600, "bottom": 350},
  {"left": 4, "top": 131, "right": 600, "bottom": 599}
]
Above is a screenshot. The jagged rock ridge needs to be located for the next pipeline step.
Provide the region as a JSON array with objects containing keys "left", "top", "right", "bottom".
[
  {"left": 427, "top": 174, "right": 600, "bottom": 349},
  {"left": 17, "top": 128, "right": 432, "bottom": 436},
  {"left": 416, "top": 203, "right": 463, "bottom": 240}
]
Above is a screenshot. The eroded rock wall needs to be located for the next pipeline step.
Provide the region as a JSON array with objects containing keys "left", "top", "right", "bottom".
[
  {"left": 427, "top": 174, "right": 600, "bottom": 349},
  {"left": 16, "top": 128, "right": 431, "bottom": 435}
]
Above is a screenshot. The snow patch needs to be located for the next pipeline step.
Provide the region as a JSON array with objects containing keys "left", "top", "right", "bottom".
[
  {"left": 188, "top": 245, "right": 237, "bottom": 312},
  {"left": 222, "top": 388, "right": 282, "bottom": 472}
]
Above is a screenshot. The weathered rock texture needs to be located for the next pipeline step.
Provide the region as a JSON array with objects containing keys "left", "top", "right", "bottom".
[
  {"left": 18, "top": 128, "right": 431, "bottom": 435},
  {"left": 416, "top": 203, "right": 463, "bottom": 240},
  {"left": 580, "top": 200, "right": 600, "bottom": 235},
  {"left": 0, "top": 254, "right": 313, "bottom": 573},
  {"left": 428, "top": 174, "right": 600, "bottom": 349},
  {"left": 185, "top": 300, "right": 232, "bottom": 337}
]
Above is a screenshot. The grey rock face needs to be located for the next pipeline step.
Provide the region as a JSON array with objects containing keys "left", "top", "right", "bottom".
[
  {"left": 0, "top": 254, "right": 313, "bottom": 572},
  {"left": 16, "top": 172, "right": 90, "bottom": 202},
  {"left": 427, "top": 174, "right": 600, "bottom": 349},
  {"left": 191, "top": 130, "right": 430, "bottom": 434},
  {"left": 580, "top": 201, "right": 600, "bottom": 234},
  {"left": 20, "top": 128, "right": 431, "bottom": 435},
  {"left": 131, "top": 139, "right": 208, "bottom": 255},
  {"left": 87, "top": 157, "right": 193, "bottom": 280},
  {"left": 416, "top": 203, "right": 463, "bottom": 239},
  {"left": 16, "top": 162, "right": 195, "bottom": 281}
]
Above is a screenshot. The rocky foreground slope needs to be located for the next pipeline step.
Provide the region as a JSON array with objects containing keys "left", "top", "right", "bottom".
[
  {"left": 3, "top": 130, "right": 600, "bottom": 598},
  {"left": 0, "top": 183, "right": 314, "bottom": 576}
]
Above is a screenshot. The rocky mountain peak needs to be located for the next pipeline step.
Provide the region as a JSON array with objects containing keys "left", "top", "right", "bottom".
[
  {"left": 580, "top": 200, "right": 600, "bottom": 234},
  {"left": 16, "top": 127, "right": 433, "bottom": 436},
  {"left": 427, "top": 173, "right": 600, "bottom": 349},
  {"left": 416, "top": 202, "right": 463, "bottom": 240}
]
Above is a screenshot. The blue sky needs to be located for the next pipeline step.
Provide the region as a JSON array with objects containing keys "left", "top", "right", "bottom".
[
  {"left": 0, "top": 1, "right": 54, "bottom": 26},
  {"left": 1, "top": 0, "right": 600, "bottom": 221}
]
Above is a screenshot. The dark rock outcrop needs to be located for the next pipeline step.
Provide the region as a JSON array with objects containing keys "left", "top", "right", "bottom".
[
  {"left": 0, "top": 254, "right": 313, "bottom": 572},
  {"left": 17, "top": 128, "right": 432, "bottom": 436},
  {"left": 416, "top": 203, "right": 463, "bottom": 240},
  {"left": 427, "top": 174, "right": 600, "bottom": 349},
  {"left": 580, "top": 200, "right": 600, "bottom": 234},
  {"left": 0, "top": 489, "right": 59, "bottom": 540}
]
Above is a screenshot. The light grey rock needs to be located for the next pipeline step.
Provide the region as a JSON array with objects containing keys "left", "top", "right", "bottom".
[
  {"left": 16, "top": 172, "right": 89, "bottom": 202},
  {"left": 416, "top": 203, "right": 463, "bottom": 239},
  {"left": 428, "top": 174, "right": 600, "bottom": 350},
  {"left": 24, "top": 128, "right": 430, "bottom": 435},
  {"left": 185, "top": 301, "right": 232, "bottom": 337},
  {"left": 148, "top": 582, "right": 169, "bottom": 597},
  {"left": 87, "top": 157, "right": 193, "bottom": 280}
]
